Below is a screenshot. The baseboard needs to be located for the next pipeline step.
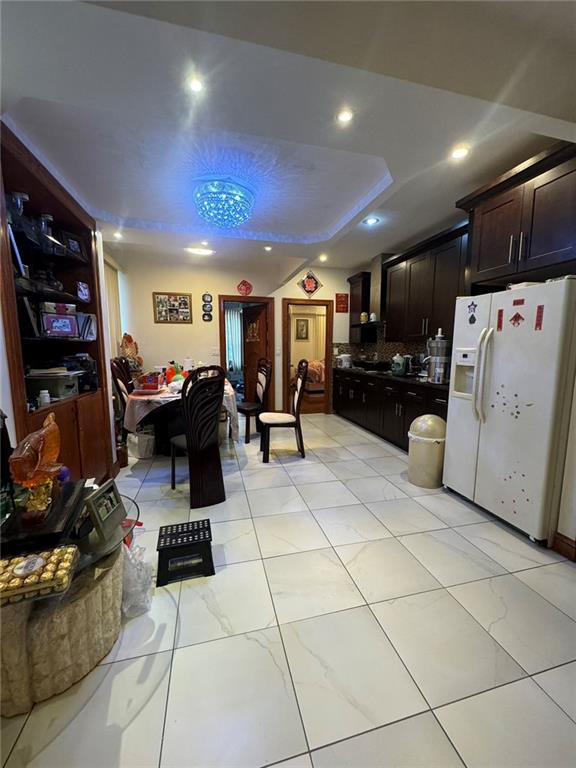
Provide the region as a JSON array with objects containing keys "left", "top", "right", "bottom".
[{"left": 552, "top": 531, "right": 576, "bottom": 561}]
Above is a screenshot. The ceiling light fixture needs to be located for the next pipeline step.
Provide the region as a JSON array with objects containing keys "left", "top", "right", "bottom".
[
  {"left": 319, "top": 254, "right": 328, "bottom": 262},
  {"left": 362, "top": 216, "right": 380, "bottom": 227},
  {"left": 188, "top": 76, "right": 204, "bottom": 93},
  {"left": 113, "top": 231, "right": 123, "bottom": 240},
  {"left": 186, "top": 247, "right": 214, "bottom": 256},
  {"left": 451, "top": 144, "right": 470, "bottom": 160},
  {"left": 194, "top": 180, "right": 255, "bottom": 228},
  {"left": 201, "top": 241, "right": 209, "bottom": 246},
  {"left": 337, "top": 108, "right": 354, "bottom": 125},
  {"left": 264, "top": 246, "right": 272, "bottom": 252}
]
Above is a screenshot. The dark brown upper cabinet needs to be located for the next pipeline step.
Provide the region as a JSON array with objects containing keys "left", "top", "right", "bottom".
[
  {"left": 348, "top": 271, "right": 376, "bottom": 344},
  {"left": 404, "top": 251, "right": 433, "bottom": 340},
  {"left": 457, "top": 144, "right": 576, "bottom": 284},
  {"left": 430, "top": 234, "right": 467, "bottom": 338},
  {"left": 469, "top": 187, "right": 524, "bottom": 281},
  {"left": 518, "top": 158, "right": 576, "bottom": 272},
  {"left": 385, "top": 261, "right": 408, "bottom": 341}
]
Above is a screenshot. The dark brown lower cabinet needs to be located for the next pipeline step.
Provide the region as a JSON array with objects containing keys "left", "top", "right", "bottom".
[
  {"left": 26, "top": 391, "right": 110, "bottom": 481},
  {"left": 333, "top": 370, "right": 448, "bottom": 451}
]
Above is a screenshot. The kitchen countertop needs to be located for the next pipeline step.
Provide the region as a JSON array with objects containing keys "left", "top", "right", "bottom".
[{"left": 333, "top": 367, "right": 449, "bottom": 393}]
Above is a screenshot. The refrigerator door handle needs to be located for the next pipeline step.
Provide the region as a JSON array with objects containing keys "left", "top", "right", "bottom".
[
  {"left": 471, "top": 327, "right": 488, "bottom": 421},
  {"left": 477, "top": 328, "right": 494, "bottom": 423}
]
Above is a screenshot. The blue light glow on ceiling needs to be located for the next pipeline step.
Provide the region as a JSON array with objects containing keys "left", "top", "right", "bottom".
[{"left": 194, "top": 180, "right": 255, "bottom": 228}]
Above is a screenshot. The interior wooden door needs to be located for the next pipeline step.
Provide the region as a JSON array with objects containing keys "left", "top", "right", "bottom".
[{"left": 242, "top": 304, "right": 269, "bottom": 401}]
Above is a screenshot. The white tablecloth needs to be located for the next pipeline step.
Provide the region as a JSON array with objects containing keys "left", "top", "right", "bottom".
[{"left": 123, "top": 381, "right": 239, "bottom": 440}]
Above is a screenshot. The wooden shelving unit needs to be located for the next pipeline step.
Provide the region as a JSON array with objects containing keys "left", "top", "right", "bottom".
[{"left": 1, "top": 125, "right": 114, "bottom": 480}]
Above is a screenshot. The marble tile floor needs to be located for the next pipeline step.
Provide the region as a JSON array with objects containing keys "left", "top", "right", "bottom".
[{"left": 2, "top": 413, "right": 575, "bottom": 767}]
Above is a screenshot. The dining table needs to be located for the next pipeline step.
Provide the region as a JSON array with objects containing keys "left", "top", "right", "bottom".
[{"left": 123, "top": 379, "right": 239, "bottom": 441}]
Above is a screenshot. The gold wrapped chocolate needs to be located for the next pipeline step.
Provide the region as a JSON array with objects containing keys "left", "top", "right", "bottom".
[
  {"left": 8, "top": 578, "right": 23, "bottom": 588},
  {"left": 39, "top": 571, "right": 54, "bottom": 583},
  {"left": 24, "top": 574, "right": 40, "bottom": 586}
]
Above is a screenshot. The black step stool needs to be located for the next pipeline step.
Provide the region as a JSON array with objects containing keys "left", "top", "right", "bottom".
[{"left": 156, "top": 519, "right": 215, "bottom": 587}]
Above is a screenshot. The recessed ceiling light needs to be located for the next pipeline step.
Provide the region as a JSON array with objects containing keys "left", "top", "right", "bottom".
[
  {"left": 201, "top": 240, "right": 209, "bottom": 246},
  {"left": 264, "top": 246, "right": 272, "bottom": 252},
  {"left": 188, "top": 76, "right": 204, "bottom": 93},
  {"left": 319, "top": 254, "right": 328, "bottom": 262},
  {"left": 451, "top": 144, "right": 470, "bottom": 160},
  {"left": 362, "top": 216, "right": 380, "bottom": 227},
  {"left": 113, "top": 231, "right": 123, "bottom": 240},
  {"left": 186, "top": 247, "right": 214, "bottom": 256},
  {"left": 337, "top": 108, "right": 354, "bottom": 125}
]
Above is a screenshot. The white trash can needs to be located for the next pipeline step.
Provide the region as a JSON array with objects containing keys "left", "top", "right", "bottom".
[
  {"left": 407, "top": 414, "right": 446, "bottom": 489},
  {"left": 127, "top": 426, "right": 156, "bottom": 459}
]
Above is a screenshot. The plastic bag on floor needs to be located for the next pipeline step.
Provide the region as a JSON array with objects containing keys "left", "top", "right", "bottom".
[{"left": 122, "top": 543, "right": 154, "bottom": 618}]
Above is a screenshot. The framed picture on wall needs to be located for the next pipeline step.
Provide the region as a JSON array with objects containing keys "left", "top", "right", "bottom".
[
  {"left": 153, "top": 292, "right": 192, "bottom": 323},
  {"left": 295, "top": 318, "right": 309, "bottom": 340}
]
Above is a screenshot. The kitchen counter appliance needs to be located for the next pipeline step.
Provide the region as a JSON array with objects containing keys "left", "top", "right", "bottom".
[
  {"left": 425, "top": 329, "right": 451, "bottom": 384},
  {"left": 443, "top": 277, "right": 576, "bottom": 543}
]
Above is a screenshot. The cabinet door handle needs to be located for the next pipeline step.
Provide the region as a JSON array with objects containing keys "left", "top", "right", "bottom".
[
  {"left": 385, "top": 386, "right": 394, "bottom": 392},
  {"left": 425, "top": 317, "right": 429, "bottom": 335},
  {"left": 394, "top": 403, "right": 398, "bottom": 416},
  {"left": 399, "top": 404, "right": 403, "bottom": 416},
  {"left": 362, "top": 392, "right": 366, "bottom": 403},
  {"left": 518, "top": 231, "right": 525, "bottom": 261},
  {"left": 421, "top": 318, "right": 425, "bottom": 335},
  {"left": 433, "top": 398, "right": 448, "bottom": 404},
  {"left": 406, "top": 391, "right": 418, "bottom": 397},
  {"left": 508, "top": 234, "right": 515, "bottom": 263}
]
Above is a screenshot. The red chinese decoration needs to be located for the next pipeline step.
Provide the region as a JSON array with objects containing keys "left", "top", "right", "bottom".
[
  {"left": 335, "top": 293, "right": 349, "bottom": 313},
  {"left": 237, "top": 280, "right": 253, "bottom": 296},
  {"left": 297, "top": 270, "right": 323, "bottom": 298}
]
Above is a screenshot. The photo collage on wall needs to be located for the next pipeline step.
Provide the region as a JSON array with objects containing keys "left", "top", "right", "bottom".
[{"left": 153, "top": 292, "right": 192, "bottom": 323}]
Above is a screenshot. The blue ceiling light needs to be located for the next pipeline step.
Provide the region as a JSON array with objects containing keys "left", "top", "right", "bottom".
[
  {"left": 194, "top": 180, "right": 255, "bottom": 228},
  {"left": 362, "top": 216, "right": 380, "bottom": 227}
]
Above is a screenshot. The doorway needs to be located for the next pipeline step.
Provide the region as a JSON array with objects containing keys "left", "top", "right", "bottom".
[
  {"left": 218, "top": 295, "right": 274, "bottom": 408},
  {"left": 282, "top": 298, "right": 334, "bottom": 414}
]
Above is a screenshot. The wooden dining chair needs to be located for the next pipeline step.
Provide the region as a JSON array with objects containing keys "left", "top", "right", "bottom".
[
  {"left": 259, "top": 359, "right": 308, "bottom": 464},
  {"left": 110, "top": 356, "right": 134, "bottom": 407},
  {"left": 237, "top": 358, "right": 272, "bottom": 444},
  {"left": 169, "top": 366, "right": 226, "bottom": 508}
]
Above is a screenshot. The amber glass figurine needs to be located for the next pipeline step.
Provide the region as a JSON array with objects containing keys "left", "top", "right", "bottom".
[{"left": 9, "top": 413, "right": 63, "bottom": 523}]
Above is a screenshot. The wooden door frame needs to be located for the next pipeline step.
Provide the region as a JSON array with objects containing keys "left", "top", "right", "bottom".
[
  {"left": 218, "top": 295, "right": 275, "bottom": 409},
  {"left": 282, "top": 298, "right": 334, "bottom": 413}
]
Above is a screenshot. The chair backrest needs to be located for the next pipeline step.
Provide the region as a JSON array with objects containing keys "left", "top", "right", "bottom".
[
  {"left": 255, "top": 358, "right": 272, "bottom": 407},
  {"left": 181, "top": 365, "right": 225, "bottom": 453},
  {"left": 292, "top": 359, "right": 309, "bottom": 417},
  {"left": 110, "top": 356, "right": 134, "bottom": 407}
]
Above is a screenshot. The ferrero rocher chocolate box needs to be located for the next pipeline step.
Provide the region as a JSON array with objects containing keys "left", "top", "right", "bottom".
[{"left": 0, "top": 545, "right": 78, "bottom": 605}]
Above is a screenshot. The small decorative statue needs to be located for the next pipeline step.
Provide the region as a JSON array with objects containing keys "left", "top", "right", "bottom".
[
  {"left": 9, "top": 413, "right": 62, "bottom": 524},
  {"left": 120, "top": 333, "right": 143, "bottom": 373}
]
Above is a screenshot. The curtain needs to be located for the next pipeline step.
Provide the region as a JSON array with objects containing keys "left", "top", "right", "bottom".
[
  {"left": 225, "top": 307, "right": 243, "bottom": 372},
  {"left": 104, "top": 260, "right": 122, "bottom": 357},
  {"left": 313, "top": 313, "right": 326, "bottom": 360}
]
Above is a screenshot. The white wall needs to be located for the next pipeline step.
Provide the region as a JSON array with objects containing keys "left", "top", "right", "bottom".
[
  {"left": 0, "top": 309, "right": 16, "bottom": 445},
  {"left": 117, "top": 254, "right": 351, "bottom": 409},
  {"left": 117, "top": 254, "right": 279, "bottom": 367},
  {"left": 269, "top": 268, "right": 350, "bottom": 407}
]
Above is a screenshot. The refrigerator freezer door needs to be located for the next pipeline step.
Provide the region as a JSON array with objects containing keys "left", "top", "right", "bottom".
[
  {"left": 443, "top": 294, "right": 493, "bottom": 499},
  {"left": 474, "top": 279, "right": 576, "bottom": 540}
]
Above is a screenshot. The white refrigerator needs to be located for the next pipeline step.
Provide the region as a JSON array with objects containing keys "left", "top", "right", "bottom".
[{"left": 443, "top": 276, "right": 576, "bottom": 543}]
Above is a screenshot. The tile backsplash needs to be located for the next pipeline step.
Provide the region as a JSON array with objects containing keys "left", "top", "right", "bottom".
[{"left": 335, "top": 326, "right": 426, "bottom": 363}]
